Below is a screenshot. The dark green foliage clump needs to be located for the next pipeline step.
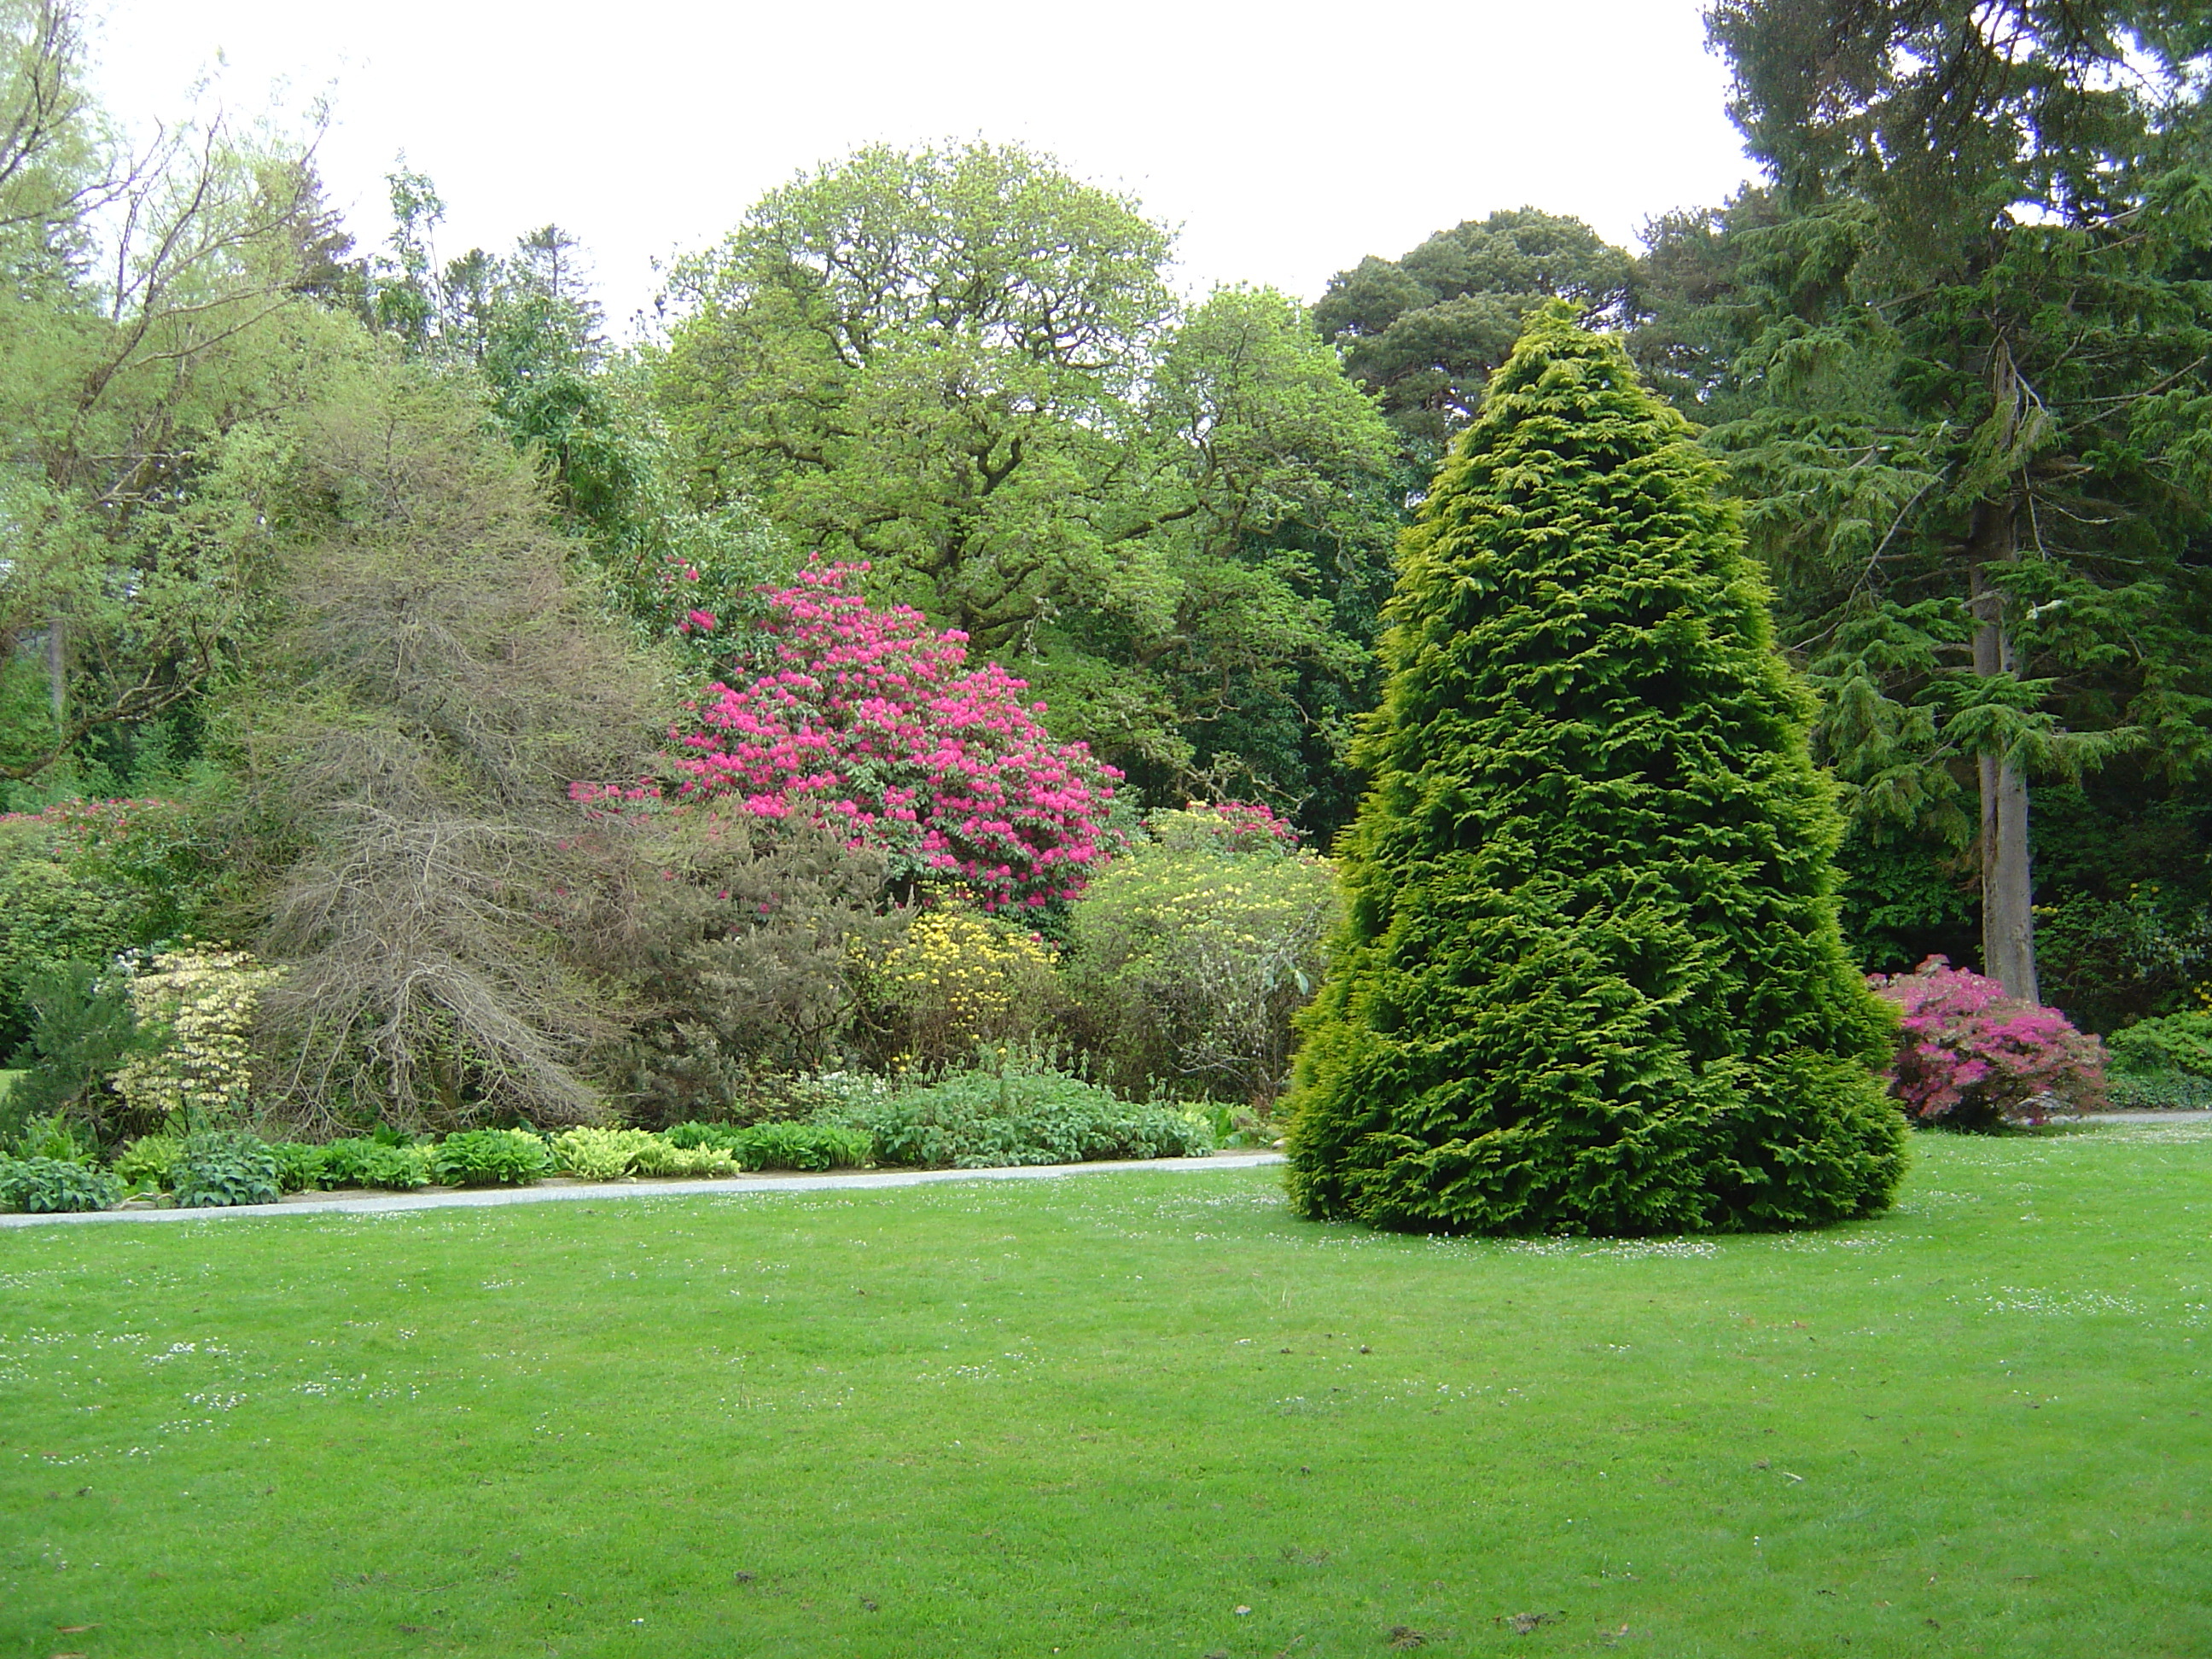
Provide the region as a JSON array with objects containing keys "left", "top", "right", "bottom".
[
  {"left": 831, "top": 1068, "right": 1214, "bottom": 1169},
  {"left": 265, "top": 1142, "right": 324, "bottom": 1193},
  {"left": 1284, "top": 306, "right": 1907, "bottom": 1236},
  {"left": 3, "top": 963, "right": 159, "bottom": 1143},
  {"left": 2104, "top": 1010, "right": 2212, "bottom": 1109},
  {"left": 0, "top": 1155, "right": 123, "bottom": 1214},
  {"left": 429, "top": 1128, "right": 554, "bottom": 1187},
  {"left": 2107, "top": 1011, "right": 2212, "bottom": 1080},
  {"left": 2105, "top": 1072, "right": 2212, "bottom": 1111},
  {"left": 170, "top": 1131, "right": 282, "bottom": 1209},
  {"left": 311, "top": 1138, "right": 433, "bottom": 1190}
]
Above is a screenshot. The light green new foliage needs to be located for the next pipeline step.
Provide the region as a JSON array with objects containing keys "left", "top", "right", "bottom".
[
  {"left": 551, "top": 1126, "right": 658, "bottom": 1182},
  {"left": 659, "top": 139, "right": 1174, "bottom": 655},
  {"left": 1285, "top": 304, "right": 1906, "bottom": 1236},
  {"left": 628, "top": 1138, "right": 738, "bottom": 1179}
]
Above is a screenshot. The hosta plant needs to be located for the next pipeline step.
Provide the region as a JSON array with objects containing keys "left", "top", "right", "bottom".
[
  {"left": 431, "top": 1128, "right": 554, "bottom": 1187},
  {"left": 312, "top": 1138, "right": 432, "bottom": 1190},
  {"left": 729, "top": 1121, "right": 870, "bottom": 1172},
  {"left": 113, "top": 1132, "right": 184, "bottom": 1190},
  {"left": 171, "top": 1130, "right": 282, "bottom": 1208},
  {"left": 0, "top": 1155, "right": 122, "bottom": 1214},
  {"left": 551, "top": 1126, "right": 658, "bottom": 1181},
  {"left": 629, "top": 1138, "right": 740, "bottom": 1178},
  {"left": 266, "top": 1142, "right": 325, "bottom": 1193}
]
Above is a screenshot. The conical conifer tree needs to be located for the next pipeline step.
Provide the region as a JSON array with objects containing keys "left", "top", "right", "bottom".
[{"left": 1285, "top": 303, "right": 1906, "bottom": 1235}]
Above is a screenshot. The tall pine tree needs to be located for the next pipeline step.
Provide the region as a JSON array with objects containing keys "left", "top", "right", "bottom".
[
  {"left": 1284, "top": 306, "right": 1906, "bottom": 1235},
  {"left": 1650, "top": 3, "right": 2212, "bottom": 1010}
]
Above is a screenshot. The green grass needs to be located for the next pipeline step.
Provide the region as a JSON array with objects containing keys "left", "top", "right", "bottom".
[{"left": 3, "top": 1126, "right": 2208, "bottom": 1658}]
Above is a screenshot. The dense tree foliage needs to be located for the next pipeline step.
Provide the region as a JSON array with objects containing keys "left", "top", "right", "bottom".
[
  {"left": 1313, "top": 208, "right": 1636, "bottom": 458},
  {"left": 0, "top": 0, "right": 346, "bottom": 798},
  {"left": 1284, "top": 307, "right": 1906, "bottom": 1234},
  {"left": 655, "top": 142, "right": 1398, "bottom": 816}
]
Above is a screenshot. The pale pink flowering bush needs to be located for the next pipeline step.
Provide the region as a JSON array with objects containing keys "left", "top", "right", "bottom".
[
  {"left": 1866, "top": 956, "right": 2105, "bottom": 1127},
  {"left": 1147, "top": 800, "right": 1301, "bottom": 857},
  {"left": 586, "top": 562, "right": 1121, "bottom": 911}
]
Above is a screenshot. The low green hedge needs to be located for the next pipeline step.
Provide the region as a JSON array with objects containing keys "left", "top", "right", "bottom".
[
  {"left": 42, "top": 1073, "right": 1202, "bottom": 1209},
  {"left": 822, "top": 1067, "right": 1214, "bottom": 1169}
]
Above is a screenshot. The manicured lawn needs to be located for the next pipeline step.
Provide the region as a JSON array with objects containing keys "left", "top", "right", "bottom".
[{"left": 3, "top": 1126, "right": 2208, "bottom": 1658}]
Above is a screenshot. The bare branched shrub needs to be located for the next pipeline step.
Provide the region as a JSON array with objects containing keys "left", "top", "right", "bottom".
[{"left": 235, "top": 369, "right": 663, "bottom": 1134}]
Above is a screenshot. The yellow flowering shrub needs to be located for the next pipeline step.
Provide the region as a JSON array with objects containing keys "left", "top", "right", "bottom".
[
  {"left": 113, "top": 944, "right": 284, "bottom": 1127},
  {"left": 859, "top": 906, "right": 1057, "bottom": 1070}
]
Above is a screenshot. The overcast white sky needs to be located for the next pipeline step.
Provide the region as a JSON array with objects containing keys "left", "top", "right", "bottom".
[{"left": 90, "top": 0, "right": 1759, "bottom": 336}]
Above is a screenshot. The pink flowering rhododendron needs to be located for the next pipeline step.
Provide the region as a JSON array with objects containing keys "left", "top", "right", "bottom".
[
  {"left": 1866, "top": 956, "right": 2105, "bottom": 1126},
  {"left": 581, "top": 562, "right": 1121, "bottom": 911}
]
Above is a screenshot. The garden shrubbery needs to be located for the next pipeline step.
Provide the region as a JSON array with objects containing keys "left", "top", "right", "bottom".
[
  {"left": 112, "top": 946, "right": 283, "bottom": 1126},
  {"left": 856, "top": 905, "right": 1058, "bottom": 1072},
  {"left": 1064, "top": 803, "right": 1338, "bottom": 1104},
  {"left": 824, "top": 1062, "right": 1214, "bottom": 1169},
  {"left": 593, "top": 812, "right": 908, "bottom": 1126},
  {"left": 2, "top": 963, "right": 157, "bottom": 1144},
  {"left": 2105, "top": 1010, "right": 2212, "bottom": 1080},
  {"left": 1867, "top": 957, "right": 2106, "bottom": 1127},
  {"left": 0, "top": 797, "right": 222, "bottom": 1053},
  {"left": 2098, "top": 1007, "right": 2212, "bottom": 1111}
]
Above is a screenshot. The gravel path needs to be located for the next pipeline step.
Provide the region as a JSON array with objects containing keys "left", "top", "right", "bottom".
[{"left": 0, "top": 1150, "right": 1290, "bottom": 1229}]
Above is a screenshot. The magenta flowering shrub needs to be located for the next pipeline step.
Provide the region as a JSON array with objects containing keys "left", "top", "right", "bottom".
[
  {"left": 590, "top": 562, "right": 1121, "bottom": 911},
  {"left": 1866, "top": 956, "right": 2106, "bottom": 1126}
]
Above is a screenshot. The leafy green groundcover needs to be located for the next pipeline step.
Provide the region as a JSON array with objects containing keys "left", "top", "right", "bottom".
[
  {"left": 3, "top": 1125, "right": 2207, "bottom": 1658},
  {"left": 830, "top": 1068, "right": 1214, "bottom": 1168}
]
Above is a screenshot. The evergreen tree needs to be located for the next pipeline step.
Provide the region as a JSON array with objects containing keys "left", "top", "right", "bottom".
[
  {"left": 1284, "top": 305, "right": 1906, "bottom": 1236},
  {"left": 1652, "top": 3, "right": 2212, "bottom": 1009}
]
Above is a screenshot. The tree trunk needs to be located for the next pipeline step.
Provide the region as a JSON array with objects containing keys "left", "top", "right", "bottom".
[
  {"left": 44, "top": 616, "right": 65, "bottom": 729},
  {"left": 1970, "top": 544, "right": 2038, "bottom": 1004}
]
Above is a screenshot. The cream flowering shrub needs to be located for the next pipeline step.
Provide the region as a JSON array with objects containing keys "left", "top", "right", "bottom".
[
  {"left": 1063, "top": 806, "right": 1340, "bottom": 1105},
  {"left": 858, "top": 906, "right": 1057, "bottom": 1071},
  {"left": 113, "top": 945, "right": 285, "bottom": 1127}
]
